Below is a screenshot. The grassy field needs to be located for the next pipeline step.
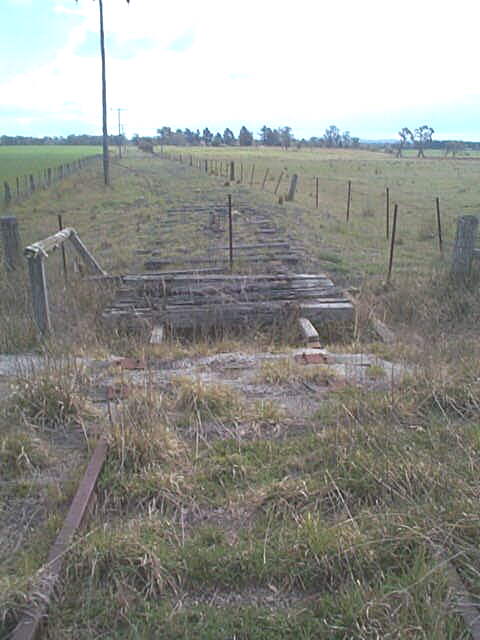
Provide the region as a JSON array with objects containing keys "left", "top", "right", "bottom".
[
  {"left": 6, "top": 145, "right": 480, "bottom": 281},
  {"left": 158, "top": 145, "right": 480, "bottom": 279},
  {"left": 0, "top": 145, "right": 101, "bottom": 185},
  {"left": 2, "top": 148, "right": 480, "bottom": 638}
]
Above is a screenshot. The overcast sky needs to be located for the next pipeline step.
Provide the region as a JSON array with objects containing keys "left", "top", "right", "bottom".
[{"left": 1, "top": 0, "right": 480, "bottom": 140}]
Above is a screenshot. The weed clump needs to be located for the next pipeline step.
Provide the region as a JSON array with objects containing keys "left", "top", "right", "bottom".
[
  {"left": 0, "top": 271, "right": 36, "bottom": 353},
  {"left": 108, "top": 393, "right": 184, "bottom": 473},
  {"left": 172, "top": 376, "right": 243, "bottom": 422},
  {"left": 10, "top": 363, "right": 89, "bottom": 429},
  {"left": 257, "top": 358, "right": 336, "bottom": 386},
  {"left": 0, "top": 431, "right": 50, "bottom": 479}
]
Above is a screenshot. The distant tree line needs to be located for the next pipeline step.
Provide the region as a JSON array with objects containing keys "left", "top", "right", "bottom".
[
  {"left": 149, "top": 124, "right": 360, "bottom": 149},
  {"left": 0, "top": 134, "right": 121, "bottom": 146},
  {"left": 3, "top": 128, "right": 480, "bottom": 152},
  {"left": 150, "top": 127, "right": 255, "bottom": 147}
]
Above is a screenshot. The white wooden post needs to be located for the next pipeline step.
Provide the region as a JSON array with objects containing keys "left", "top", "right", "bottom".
[
  {"left": 27, "top": 254, "right": 51, "bottom": 335},
  {"left": 451, "top": 215, "right": 479, "bottom": 278}
]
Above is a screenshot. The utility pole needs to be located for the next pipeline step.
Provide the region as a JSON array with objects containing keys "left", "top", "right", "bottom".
[
  {"left": 74, "top": 0, "right": 130, "bottom": 185},
  {"left": 98, "top": 0, "right": 109, "bottom": 185},
  {"left": 111, "top": 107, "right": 126, "bottom": 158}
]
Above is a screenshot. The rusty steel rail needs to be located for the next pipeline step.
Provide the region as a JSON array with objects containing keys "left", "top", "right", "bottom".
[{"left": 12, "top": 439, "right": 108, "bottom": 640}]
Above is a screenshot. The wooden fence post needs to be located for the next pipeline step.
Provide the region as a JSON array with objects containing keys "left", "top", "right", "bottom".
[
  {"left": 315, "top": 177, "right": 319, "bottom": 209},
  {"left": 436, "top": 197, "right": 443, "bottom": 257},
  {"left": 27, "top": 254, "right": 51, "bottom": 335},
  {"left": 58, "top": 215, "right": 68, "bottom": 283},
  {"left": 29, "top": 174, "right": 35, "bottom": 192},
  {"left": 16, "top": 176, "right": 20, "bottom": 198},
  {"left": 286, "top": 174, "right": 298, "bottom": 202},
  {"left": 451, "top": 215, "right": 479, "bottom": 278},
  {"left": 386, "top": 204, "right": 398, "bottom": 284},
  {"left": 1, "top": 216, "right": 22, "bottom": 271},
  {"left": 386, "top": 187, "right": 390, "bottom": 239},
  {"left": 228, "top": 194, "right": 233, "bottom": 270},
  {"left": 274, "top": 171, "right": 284, "bottom": 195},
  {"left": 262, "top": 168, "right": 269, "bottom": 189},
  {"left": 250, "top": 164, "right": 255, "bottom": 186},
  {"left": 346, "top": 180, "right": 352, "bottom": 222},
  {"left": 230, "top": 161, "right": 235, "bottom": 182},
  {"left": 4, "top": 181, "right": 12, "bottom": 206}
]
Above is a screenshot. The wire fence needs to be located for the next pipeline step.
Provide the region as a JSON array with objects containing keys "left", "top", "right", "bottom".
[
  {"left": 158, "top": 149, "right": 479, "bottom": 276},
  {"left": 2, "top": 154, "right": 102, "bottom": 210}
]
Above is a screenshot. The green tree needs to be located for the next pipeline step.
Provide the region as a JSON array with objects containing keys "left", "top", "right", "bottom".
[
  {"left": 75, "top": 0, "right": 131, "bottom": 186},
  {"left": 203, "top": 128, "right": 213, "bottom": 145},
  {"left": 212, "top": 132, "right": 223, "bottom": 146},
  {"left": 341, "top": 131, "right": 351, "bottom": 148},
  {"left": 223, "top": 128, "right": 236, "bottom": 145},
  {"left": 259, "top": 125, "right": 272, "bottom": 145},
  {"left": 157, "top": 126, "right": 172, "bottom": 144},
  {"left": 238, "top": 126, "right": 253, "bottom": 146}
]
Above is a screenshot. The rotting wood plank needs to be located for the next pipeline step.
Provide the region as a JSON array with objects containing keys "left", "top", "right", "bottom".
[
  {"left": 124, "top": 268, "right": 225, "bottom": 279},
  {"left": 123, "top": 274, "right": 336, "bottom": 293},
  {"left": 12, "top": 439, "right": 108, "bottom": 640},
  {"left": 109, "top": 296, "right": 350, "bottom": 313},
  {"left": 147, "top": 242, "right": 291, "bottom": 253},
  {"left": 144, "top": 254, "right": 300, "bottom": 269},
  {"left": 122, "top": 275, "right": 335, "bottom": 291},
  {"left": 113, "top": 283, "right": 345, "bottom": 299},
  {"left": 115, "top": 288, "right": 345, "bottom": 307},
  {"left": 298, "top": 317, "right": 321, "bottom": 343},
  {"left": 215, "top": 242, "right": 290, "bottom": 251},
  {"left": 104, "top": 300, "right": 353, "bottom": 329},
  {"left": 149, "top": 249, "right": 295, "bottom": 259},
  {"left": 150, "top": 324, "right": 165, "bottom": 344},
  {"left": 103, "top": 271, "right": 353, "bottom": 332},
  {"left": 125, "top": 273, "right": 331, "bottom": 282},
  {"left": 120, "top": 277, "right": 333, "bottom": 291}
]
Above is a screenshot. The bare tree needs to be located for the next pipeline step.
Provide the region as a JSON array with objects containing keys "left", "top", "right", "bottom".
[
  {"left": 413, "top": 125, "right": 434, "bottom": 158},
  {"left": 323, "top": 125, "right": 341, "bottom": 148},
  {"left": 444, "top": 141, "right": 465, "bottom": 157},
  {"left": 75, "top": 0, "right": 130, "bottom": 185},
  {"left": 279, "top": 126, "right": 293, "bottom": 150},
  {"left": 396, "top": 127, "right": 412, "bottom": 158}
]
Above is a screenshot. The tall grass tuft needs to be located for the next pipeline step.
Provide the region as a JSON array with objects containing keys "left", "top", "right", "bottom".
[
  {"left": 107, "top": 392, "right": 184, "bottom": 473},
  {"left": 172, "top": 376, "right": 243, "bottom": 422},
  {"left": 10, "top": 360, "right": 90, "bottom": 429}
]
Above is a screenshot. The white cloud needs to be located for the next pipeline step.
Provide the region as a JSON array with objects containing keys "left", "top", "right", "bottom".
[{"left": 2, "top": 0, "right": 480, "bottom": 137}]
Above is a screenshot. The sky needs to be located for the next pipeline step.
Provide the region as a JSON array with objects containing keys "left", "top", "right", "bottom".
[{"left": 1, "top": 0, "right": 480, "bottom": 141}]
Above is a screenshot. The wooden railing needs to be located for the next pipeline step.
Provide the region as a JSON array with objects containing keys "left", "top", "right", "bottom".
[{"left": 24, "top": 228, "right": 106, "bottom": 335}]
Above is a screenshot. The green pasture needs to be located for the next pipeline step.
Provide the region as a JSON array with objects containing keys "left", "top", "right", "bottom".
[
  {"left": 0, "top": 145, "right": 101, "bottom": 184},
  {"left": 4, "top": 144, "right": 480, "bottom": 281},
  {"left": 164, "top": 145, "right": 480, "bottom": 279}
]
